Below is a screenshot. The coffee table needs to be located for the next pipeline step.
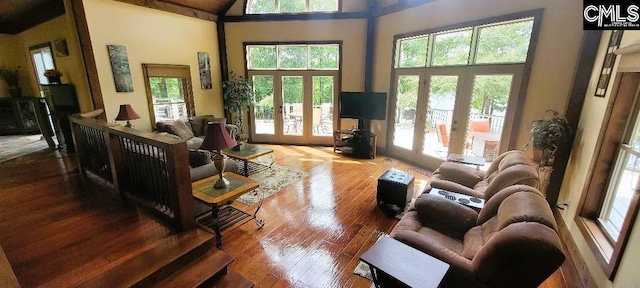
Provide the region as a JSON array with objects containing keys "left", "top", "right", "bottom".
[
  {"left": 222, "top": 144, "right": 274, "bottom": 176},
  {"left": 360, "top": 236, "right": 449, "bottom": 288},
  {"left": 192, "top": 172, "right": 263, "bottom": 249}
]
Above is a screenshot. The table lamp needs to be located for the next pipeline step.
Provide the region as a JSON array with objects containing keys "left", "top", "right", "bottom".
[
  {"left": 115, "top": 104, "right": 141, "bottom": 128},
  {"left": 201, "top": 122, "right": 237, "bottom": 189}
]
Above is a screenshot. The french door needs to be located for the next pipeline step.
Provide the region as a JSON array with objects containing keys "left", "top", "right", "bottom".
[
  {"left": 388, "top": 65, "right": 523, "bottom": 170},
  {"left": 249, "top": 70, "right": 338, "bottom": 145}
]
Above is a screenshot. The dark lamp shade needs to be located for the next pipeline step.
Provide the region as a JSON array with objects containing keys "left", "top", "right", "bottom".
[
  {"left": 201, "top": 122, "right": 237, "bottom": 150},
  {"left": 115, "top": 104, "right": 141, "bottom": 121}
]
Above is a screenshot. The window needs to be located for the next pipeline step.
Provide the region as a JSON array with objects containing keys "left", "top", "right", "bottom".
[
  {"left": 30, "top": 43, "right": 56, "bottom": 85},
  {"left": 577, "top": 72, "right": 640, "bottom": 279},
  {"left": 394, "top": 18, "right": 534, "bottom": 68},
  {"left": 142, "top": 64, "right": 194, "bottom": 124},
  {"left": 247, "top": 44, "right": 340, "bottom": 70},
  {"left": 246, "top": 0, "right": 339, "bottom": 14}
]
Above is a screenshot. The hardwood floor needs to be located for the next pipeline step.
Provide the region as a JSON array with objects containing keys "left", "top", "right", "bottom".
[{"left": 0, "top": 145, "right": 572, "bottom": 287}]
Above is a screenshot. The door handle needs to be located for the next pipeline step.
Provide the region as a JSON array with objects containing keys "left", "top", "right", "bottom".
[
  {"left": 279, "top": 106, "right": 283, "bottom": 113},
  {"left": 451, "top": 128, "right": 457, "bottom": 132},
  {"left": 452, "top": 120, "right": 458, "bottom": 124}
]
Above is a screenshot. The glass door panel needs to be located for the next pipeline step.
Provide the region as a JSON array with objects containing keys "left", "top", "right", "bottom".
[
  {"left": 422, "top": 75, "right": 458, "bottom": 159},
  {"left": 282, "top": 76, "right": 304, "bottom": 136},
  {"left": 252, "top": 75, "right": 275, "bottom": 135},
  {"left": 393, "top": 75, "right": 420, "bottom": 150},
  {"left": 464, "top": 74, "right": 514, "bottom": 162},
  {"left": 312, "top": 76, "right": 334, "bottom": 137}
]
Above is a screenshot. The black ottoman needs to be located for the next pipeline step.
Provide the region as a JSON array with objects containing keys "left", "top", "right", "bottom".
[{"left": 377, "top": 169, "right": 415, "bottom": 212}]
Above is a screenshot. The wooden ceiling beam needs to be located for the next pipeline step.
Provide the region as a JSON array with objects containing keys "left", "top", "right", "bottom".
[{"left": 113, "top": 0, "right": 218, "bottom": 22}]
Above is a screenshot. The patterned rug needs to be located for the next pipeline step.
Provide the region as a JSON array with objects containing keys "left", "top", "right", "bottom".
[
  {"left": 235, "top": 162, "right": 309, "bottom": 206},
  {"left": 0, "top": 134, "right": 52, "bottom": 164}
]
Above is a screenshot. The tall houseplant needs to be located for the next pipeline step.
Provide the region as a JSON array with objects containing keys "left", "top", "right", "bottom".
[
  {"left": 222, "top": 71, "right": 254, "bottom": 137},
  {"left": 523, "top": 109, "right": 572, "bottom": 166}
]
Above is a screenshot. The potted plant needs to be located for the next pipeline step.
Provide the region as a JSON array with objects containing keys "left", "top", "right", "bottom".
[
  {"left": 222, "top": 71, "right": 254, "bottom": 150},
  {"left": 0, "top": 67, "right": 21, "bottom": 97},
  {"left": 523, "top": 109, "right": 573, "bottom": 166}
]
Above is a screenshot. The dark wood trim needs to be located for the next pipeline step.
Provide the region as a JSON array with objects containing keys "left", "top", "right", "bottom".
[
  {"left": 219, "top": 0, "right": 238, "bottom": 16},
  {"left": 113, "top": 0, "right": 217, "bottom": 22},
  {"left": 69, "top": 0, "right": 105, "bottom": 120},
  {"left": 554, "top": 211, "right": 598, "bottom": 288},
  {"left": 546, "top": 31, "right": 603, "bottom": 207},
  {"left": 376, "top": 0, "right": 436, "bottom": 17},
  {"left": 364, "top": 0, "right": 377, "bottom": 92},
  {"left": 506, "top": 9, "right": 543, "bottom": 154},
  {"left": 225, "top": 11, "right": 366, "bottom": 22},
  {"left": 218, "top": 22, "right": 229, "bottom": 82}
]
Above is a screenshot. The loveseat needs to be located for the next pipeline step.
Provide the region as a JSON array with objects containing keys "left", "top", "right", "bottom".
[
  {"left": 390, "top": 185, "right": 565, "bottom": 287},
  {"left": 155, "top": 115, "right": 239, "bottom": 182},
  {"left": 155, "top": 115, "right": 239, "bottom": 150}
]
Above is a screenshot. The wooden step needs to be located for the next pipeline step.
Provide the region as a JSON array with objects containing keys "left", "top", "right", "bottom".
[
  {"left": 154, "top": 247, "right": 234, "bottom": 287},
  {"left": 204, "top": 271, "right": 254, "bottom": 288},
  {"left": 77, "top": 228, "right": 218, "bottom": 288}
]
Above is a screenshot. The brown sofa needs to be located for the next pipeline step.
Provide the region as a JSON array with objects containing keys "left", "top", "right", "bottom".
[
  {"left": 155, "top": 115, "right": 239, "bottom": 150},
  {"left": 427, "top": 150, "right": 539, "bottom": 199},
  {"left": 390, "top": 185, "right": 565, "bottom": 288}
]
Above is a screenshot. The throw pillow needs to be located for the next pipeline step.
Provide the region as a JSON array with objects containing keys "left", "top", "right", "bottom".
[
  {"left": 188, "top": 149, "right": 212, "bottom": 167},
  {"left": 188, "top": 117, "right": 206, "bottom": 136},
  {"left": 160, "top": 120, "right": 195, "bottom": 141}
]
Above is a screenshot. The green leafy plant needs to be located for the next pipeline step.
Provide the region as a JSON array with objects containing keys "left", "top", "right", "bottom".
[
  {"left": 222, "top": 71, "right": 255, "bottom": 134},
  {"left": 0, "top": 67, "right": 19, "bottom": 87},
  {"left": 523, "top": 109, "right": 572, "bottom": 165}
]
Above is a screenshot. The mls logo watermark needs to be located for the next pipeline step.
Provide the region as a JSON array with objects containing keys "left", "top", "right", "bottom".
[{"left": 583, "top": 2, "right": 640, "bottom": 30}]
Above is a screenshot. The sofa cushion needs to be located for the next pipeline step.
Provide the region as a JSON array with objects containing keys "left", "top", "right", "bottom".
[
  {"left": 186, "top": 137, "right": 204, "bottom": 150},
  {"left": 157, "top": 119, "right": 194, "bottom": 140},
  {"left": 190, "top": 159, "right": 239, "bottom": 182},
  {"left": 189, "top": 117, "right": 207, "bottom": 136},
  {"left": 188, "top": 149, "right": 211, "bottom": 167}
]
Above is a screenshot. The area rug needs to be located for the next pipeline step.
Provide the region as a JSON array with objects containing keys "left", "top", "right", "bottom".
[
  {"left": 0, "top": 134, "right": 51, "bottom": 163},
  {"left": 235, "top": 161, "right": 309, "bottom": 206}
]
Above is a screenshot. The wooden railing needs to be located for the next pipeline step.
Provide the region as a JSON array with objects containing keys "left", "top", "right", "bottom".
[{"left": 69, "top": 111, "right": 195, "bottom": 231}]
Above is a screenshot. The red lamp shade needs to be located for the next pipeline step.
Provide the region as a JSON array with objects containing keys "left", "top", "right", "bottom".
[
  {"left": 201, "top": 122, "right": 237, "bottom": 151},
  {"left": 115, "top": 104, "right": 141, "bottom": 121}
]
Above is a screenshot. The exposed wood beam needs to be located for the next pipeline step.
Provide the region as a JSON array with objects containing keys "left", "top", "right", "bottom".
[
  {"left": 69, "top": 0, "right": 105, "bottom": 121},
  {"left": 113, "top": 0, "right": 217, "bottom": 22},
  {"left": 377, "top": 0, "right": 437, "bottom": 17},
  {"left": 546, "top": 30, "right": 603, "bottom": 206},
  {"left": 217, "top": 0, "right": 237, "bottom": 82},
  {"left": 224, "top": 12, "right": 366, "bottom": 22},
  {"left": 364, "top": 0, "right": 377, "bottom": 92}
]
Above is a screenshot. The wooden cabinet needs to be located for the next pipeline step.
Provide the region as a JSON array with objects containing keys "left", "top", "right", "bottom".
[
  {"left": 0, "top": 98, "right": 43, "bottom": 135},
  {"left": 42, "top": 84, "right": 80, "bottom": 153}
]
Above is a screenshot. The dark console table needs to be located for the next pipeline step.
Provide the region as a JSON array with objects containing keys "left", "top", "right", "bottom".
[
  {"left": 0, "top": 97, "right": 56, "bottom": 148},
  {"left": 333, "top": 129, "right": 377, "bottom": 159},
  {"left": 42, "top": 84, "right": 80, "bottom": 153}
]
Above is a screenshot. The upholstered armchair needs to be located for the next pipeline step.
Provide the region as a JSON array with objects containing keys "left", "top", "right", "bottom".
[
  {"left": 390, "top": 185, "right": 565, "bottom": 288},
  {"left": 426, "top": 150, "right": 538, "bottom": 199}
]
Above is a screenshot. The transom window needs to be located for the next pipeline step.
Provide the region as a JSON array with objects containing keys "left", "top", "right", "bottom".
[
  {"left": 247, "top": 44, "right": 339, "bottom": 70},
  {"left": 395, "top": 18, "right": 534, "bottom": 68},
  {"left": 246, "top": 0, "right": 339, "bottom": 14}
]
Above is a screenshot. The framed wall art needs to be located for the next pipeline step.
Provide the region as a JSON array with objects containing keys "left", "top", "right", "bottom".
[
  {"left": 107, "top": 44, "right": 134, "bottom": 92},
  {"left": 595, "top": 30, "right": 623, "bottom": 97},
  {"left": 198, "top": 52, "right": 212, "bottom": 89}
]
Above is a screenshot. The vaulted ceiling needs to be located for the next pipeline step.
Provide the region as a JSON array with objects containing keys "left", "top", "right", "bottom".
[{"left": 0, "top": 0, "right": 234, "bottom": 35}]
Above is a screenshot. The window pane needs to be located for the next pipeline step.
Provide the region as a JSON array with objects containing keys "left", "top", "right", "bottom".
[
  {"left": 393, "top": 75, "right": 420, "bottom": 150},
  {"left": 150, "top": 77, "right": 187, "bottom": 121},
  {"left": 309, "top": 0, "right": 338, "bottom": 12},
  {"left": 309, "top": 45, "right": 339, "bottom": 69},
  {"left": 247, "top": 0, "right": 276, "bottom": 14},
  {"left": 248, "top": 46, "right": 277, "bottom": 69},
  {"left": 600, "top": 148, "right": 639, "bottom": 242},
  {"left": 279, "top": 46, "right": 307, "bottom": 69},
  {"left": 283, "top": 76, "right": 304, "bottom": 135},
  {"left": 475, "top": 20, "right": 534, "bottom": 64},
  {"left": 279, "top": 0, "right": 305, "bottom": 13},
  {"left": 398, "top": 36, "right": 428, "bottom": 68},
  {"left": 312, "top": 76, "right": 334, "bottom": 136},
  {"left": 253, "top": 75, "right": 275, "bottom": 135},
  {"left": 431, "top": 29, "right": 472, "bottom": 66}
]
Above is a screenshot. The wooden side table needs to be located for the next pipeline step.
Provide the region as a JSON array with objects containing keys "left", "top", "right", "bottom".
[
  {"left": 360, "top": 236, "right": 449, "bottom": 288},
  {"left": 192, "top": 172, "right": 261, "bottom": 249}
]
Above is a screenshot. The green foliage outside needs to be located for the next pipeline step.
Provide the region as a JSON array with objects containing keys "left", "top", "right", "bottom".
[
  {"left": 431, "top": 30, "right": 472, "bottom": 66},
  {"left": 249, "top": 46, "right": 277, "bottom": 69},
  {"left": 247, "top": 0, "right": 275, "bottom": 14},
  {"left": 475, "top": 20, "right": 533, "bottom": 64},
  {"left": 309, "top": 0, "right": 338, "bottom": 11},
  {"left": 150, "top": 77, "right": 183, "bottom": 100},
  {"left": 310, "top": 45, "right": 339, "bottom": 69},
  {"left": 279, "top": 0, "right": 305, "bottom": 13},
  {"left": 253, "top": 76, "right": 274, "bottom": 107},
  {"left": 470, "top": 75, "right": 511, "bottom": 115},
  {"left": 247, "top": 0, "right": 337, "bottom": 13},
  {"left": 396, "top": 76, "right": 419, "bottom": 110},
  {"left": 312, "top": 76, "right": 333, "bottom": 105},
  {"left": 279, "top": 46, "right": 307, "bottom": 69},
  {"left": 398, "top": 37, "right": 428, "bottom": 68},
  {"left": 248, "top": 44, "right": 339, "bottom": 70}
]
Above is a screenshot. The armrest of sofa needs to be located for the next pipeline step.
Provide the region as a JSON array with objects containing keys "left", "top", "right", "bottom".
[
  {"left": 225, "top": 124, "right": 239, "bottom": 140},
  {"left": 436, "top": 162, "right": 484, "bottom": 188},
  {"left": 429, "top": 179, "right": 484, "bottom": 199},
  {"left": 393, "top": 230, "right": 474, "bottom": 276},
  {"left": 414, "top": 194, "right": 478, "bottom": 233}
]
